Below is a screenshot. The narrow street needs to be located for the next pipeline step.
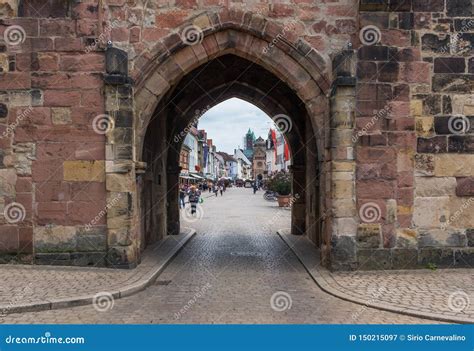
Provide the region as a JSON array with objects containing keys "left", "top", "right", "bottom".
[{"left": 2, "top": 188, "right": 436, "bottom": 324}]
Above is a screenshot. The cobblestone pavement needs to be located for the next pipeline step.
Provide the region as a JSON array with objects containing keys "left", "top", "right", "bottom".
[
  {"left": 1, "top": 188, "right": 441, "bottom": 324},
  {"left": 328, "top": 269, "right": 474, "bottom": 321}
]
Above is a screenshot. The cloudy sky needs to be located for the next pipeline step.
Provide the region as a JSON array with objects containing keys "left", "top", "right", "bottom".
[{"left": 198, "top": 98, "right": 275, "bottom": 154}]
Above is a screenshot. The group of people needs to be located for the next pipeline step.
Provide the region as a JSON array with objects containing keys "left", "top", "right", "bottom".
[
  {"left": 179, "top": 181, "right": 227, "bottom": 215},
  {"left": 208, "top": 183, "right": 226, "bottom": 197}
]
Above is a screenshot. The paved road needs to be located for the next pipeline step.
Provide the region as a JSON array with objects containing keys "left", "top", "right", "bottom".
[{"left": 1, "top": 188, "right": 436, "bottom": 323}]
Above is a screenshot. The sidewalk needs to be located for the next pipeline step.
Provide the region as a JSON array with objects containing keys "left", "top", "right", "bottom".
[
  {"left": 0, "top": 228, "right": 195, "bottom": 315},
  {"left": 278, "top": 229, "right": 474, "bottom": 324}
]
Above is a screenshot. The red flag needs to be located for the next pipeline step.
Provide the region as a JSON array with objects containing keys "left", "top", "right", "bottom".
[
  {"left": 271, "top": 129, "right": 277, "bottom": 160},
  {"left": 284, "top": 140, "right": 290, "bottom": 161}
]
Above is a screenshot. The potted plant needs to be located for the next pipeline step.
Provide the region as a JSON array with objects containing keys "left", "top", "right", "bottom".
[{"left": 268, "top": 172, "right": 292, "bottom": 207}]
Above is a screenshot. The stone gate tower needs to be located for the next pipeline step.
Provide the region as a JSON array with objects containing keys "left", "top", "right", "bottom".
[{"left": 0, "top": 0, "right": 472, "bottom": 270}]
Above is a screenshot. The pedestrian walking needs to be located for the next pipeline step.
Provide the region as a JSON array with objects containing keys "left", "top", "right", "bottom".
[
  {"left": 219, "top": 185, "right": 223, "bottom": 196},
  {"left": 253, "top": 182, "right": 258, "bottom": 194},
  {"left": 213, "top": 184, "right": 218, "bottom": 197},
  {"left": 179, "top": 185, "right": 186, "bottom": 209},
  {"left": 188, "top": 186, "right": 201, "bottom": 215}
]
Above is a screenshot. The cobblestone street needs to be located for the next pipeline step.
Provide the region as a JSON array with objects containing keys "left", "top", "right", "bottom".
[{"left": 1, "top": 188, "right": 445, "bottom": 324}]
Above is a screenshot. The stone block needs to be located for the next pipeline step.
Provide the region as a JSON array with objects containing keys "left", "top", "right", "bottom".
[
  {"left": 434, "top": 58, "right": 466, "bottom": 73},
  {"left": 454, "top": 248, "right": 474, "bottom": 267},
  {"left": 330, "top": 235, "right": 357, "bottom": 270},
  {"left": 332, "top": 198, "right": 356, "bottom": 218},
  {"left": 434, "top": 154, "right": 474, "bottom": 177},
  {"left": 71, "top": 252, "right": 106, "bottom": 267},
  {"left": 432, "top": 74, "right": 474, "bottom": 94},
  {"left": 413, "top": 196, "right": 450, "bottom": 228},
  {"left": 396, "top": 229, "right": 417, "bottom": 248},
  {"left": 415, "top": 177, "right": 456, "bottom": 197},
  {"left": 418, "top": 248, "right": 454, "bottom": 268},
  {"left": 447, "top": 197, "right": 474, "bottom": 228},
  {"left": 410, "top": 100, "right": 422, "bottom": 116},
  {"left": 357, "top": 249, "right": 392, "bottom": 270},
  {"left": 446, "top": 0, "right": 473, "bottom": 16},
  {"left": 434, "top": 116, "right": 474, "bottom": 135},
  {"left": 455, "top": 177, "right": 474, "bottom": 196},
  {"left": 448, "top": 135, "right": 474, "bottom": 153},
  {"left": 51, "top": 107, "right": 72, "bottom": 125},
  {"left": 106, "top": 244, "right": 137, "bottom": 269},
  {"left": 392, "top": 248, "right": 419, "bottom": 269},
  {"left": 467, "top": 228, "right": 474, "bottom": 246},
  {"left": 356, "top": 223, "right": 381, "bottom": 248},
  {"left": 0, "top": 169, "right": 17, "bottom": 197},
  {"left": 34, "top": 225, "right": 76, "bottom": 252},
  {"left": 332, "top": 218, "right": 357, "bottom": 236},
  {"left": 414, "top": 153, "right": 434, "bottom": 176},
  {"left": 63, "top": 160, "right": 105, "bottom": 182},
  {"left": 76, "top": 232, "right": 107, "bottom": 252},
  {"left": 418, "top": 228, "right": 466, "bottom": 247},
  {"left": 413, "top": 0, "right": 444, "bottom": 12},
  {"left": 0, "top": 225, "right": 19, "bottom": 252},
  {"left": 421, "top": 33, "right": 450, "bottom": 53},
  {"left": 417, "top": 136, "right": 447, "bottom": 153},
  {"left": 35, "top": 253, "right": 71, "bottom": 266},
  {"left": 332, "top": 179, "right": 353, "bottom": 199}
]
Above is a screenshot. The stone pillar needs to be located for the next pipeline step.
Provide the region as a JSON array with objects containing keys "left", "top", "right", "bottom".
[
  {"left": 104, "top": 46, "right": 138, "bottom": 268},
  {"left": 328, "top": 50, "right": 358, "bottom": 270},
  {"left": 167, "top": 166, "right": 181, "bottom": 235},
  {"left": 290, "top": 165, "right": 305, "bottom": 235}
]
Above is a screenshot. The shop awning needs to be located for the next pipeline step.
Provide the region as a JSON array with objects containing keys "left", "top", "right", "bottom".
[{"left": 189, "top": 173, "right": 204, "bottom": 179}]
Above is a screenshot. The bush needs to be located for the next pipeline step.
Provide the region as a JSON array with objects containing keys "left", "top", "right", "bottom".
[{"left": 267, "top": 172, "right": 291, "bottom": 196}]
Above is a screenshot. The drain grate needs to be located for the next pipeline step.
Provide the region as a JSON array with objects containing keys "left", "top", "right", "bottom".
[{"left": 154, "top": 280, "right": 172, "bottom": 286}]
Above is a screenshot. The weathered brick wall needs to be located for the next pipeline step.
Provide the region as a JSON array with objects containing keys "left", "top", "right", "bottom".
[
  {"left": 0, "top": 0, "right": 472, "bottom": 269},
  {"left": 350, "top": 0, "right": 474, "bottom": 269}
]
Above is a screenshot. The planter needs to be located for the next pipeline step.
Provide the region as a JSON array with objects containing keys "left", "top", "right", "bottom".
[{"left": 277, "top": 194, "right": 292, "bottom": 207}]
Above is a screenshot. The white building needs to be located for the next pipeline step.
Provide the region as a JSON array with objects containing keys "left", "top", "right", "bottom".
[{"left": 234, "top": 149, "right": 252, "bottom": 180}]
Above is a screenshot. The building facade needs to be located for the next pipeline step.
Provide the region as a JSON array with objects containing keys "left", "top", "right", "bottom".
[
  {"left": 0, "top": 0, "right": 472, "bottom": 271},
  {"left": 252, "top": 137, "right": 267, "bottom": 181}
]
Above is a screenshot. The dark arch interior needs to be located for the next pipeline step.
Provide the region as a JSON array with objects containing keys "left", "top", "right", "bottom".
[{"left": 139, "top": 54, "right": 322, "bottom": 251}]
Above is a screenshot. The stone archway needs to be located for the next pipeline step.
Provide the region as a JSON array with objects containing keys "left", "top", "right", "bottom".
[{"left": 103, "top": 13, "right": 353, "bottom": 269}]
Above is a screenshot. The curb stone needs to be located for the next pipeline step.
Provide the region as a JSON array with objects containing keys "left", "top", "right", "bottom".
[{"left": 277, "top": 229, "right": 473, "bottom": 324}]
